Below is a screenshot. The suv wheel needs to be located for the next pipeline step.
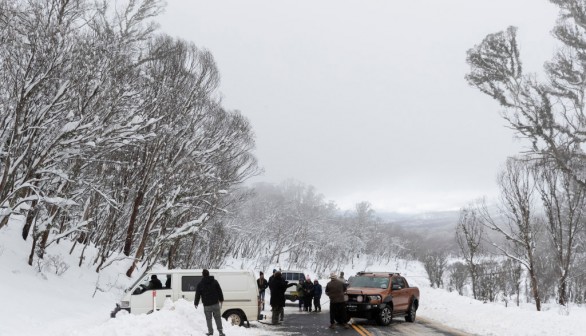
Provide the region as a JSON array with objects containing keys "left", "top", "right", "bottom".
[
  {"left": 376, "top": 306, "right": 393, "bottom": 326},
  {"left": 405, "top": 300, "right": 417, "bottom": 322}
]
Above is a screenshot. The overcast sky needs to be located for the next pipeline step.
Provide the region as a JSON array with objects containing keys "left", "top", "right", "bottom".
[{"left": 157, "top": 0, "right": 559, "bottom": 213}]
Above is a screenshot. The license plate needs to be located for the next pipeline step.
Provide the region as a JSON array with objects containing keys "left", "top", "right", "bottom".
[{"left": 347, "top": 304, "right": 357, "bottom": 311}]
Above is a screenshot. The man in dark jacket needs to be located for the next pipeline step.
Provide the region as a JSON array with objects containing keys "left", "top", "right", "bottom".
[
  {"left": 194, "top": 269, "right": 225, "bottom": 336},
  {"left": 325, "top": 272, "right": 350, "bottom": 329},
  {"left": 303, "top": 277, "right": 314, "bottom": 312},
  {"left": 313, "top": 279, "right": 323, "bottom": 312},
  {"left": 267, "top": 268, "right": 277, "bottom": 287},
  {"left": 147, "top": 274, "right": 163, "bottom": 289},
  {"left": 268, "top": 271, "right": 295, "bottom": 324}
]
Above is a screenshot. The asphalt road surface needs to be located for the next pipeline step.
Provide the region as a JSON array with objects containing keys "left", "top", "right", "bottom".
[{"left": 252, "top": 303, "right": 473, "bottom": 336}]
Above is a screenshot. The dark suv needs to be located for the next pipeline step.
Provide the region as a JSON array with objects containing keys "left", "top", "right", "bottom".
[{"left": 345, "top": 272, "right": 419, "bottom": 326}]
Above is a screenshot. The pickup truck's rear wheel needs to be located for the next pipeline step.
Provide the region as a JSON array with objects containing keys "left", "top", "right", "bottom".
[
  {"left": 405, "top": 299, "right": 417, "bottom": 322},
  {"left": 376, "top": 306, "right": 393, "bottom": 326}
]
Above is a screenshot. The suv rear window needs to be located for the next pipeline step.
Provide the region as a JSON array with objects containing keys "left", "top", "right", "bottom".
[
  {"left": 282, "top": 272, "right": 304, "bottom": 281},
  {"left": 349, "top": 276, "right": 389, "bottom": 289}
]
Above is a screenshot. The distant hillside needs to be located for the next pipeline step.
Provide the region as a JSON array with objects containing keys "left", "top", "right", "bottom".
[{"left": 377, "top": 210, "right": 460, "bottom": 233}]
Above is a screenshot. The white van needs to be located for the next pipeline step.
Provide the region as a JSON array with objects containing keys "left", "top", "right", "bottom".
[
  {"left": 111, "top": 269, "right": 261, "bottom": 326},
  {"left": 280, "top": 270, "right": 305, "bottom": 302}
]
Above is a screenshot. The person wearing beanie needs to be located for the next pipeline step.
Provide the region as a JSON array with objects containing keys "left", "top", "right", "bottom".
[{"left": 325, "top": 272, "right": 350, "bottom": 330}]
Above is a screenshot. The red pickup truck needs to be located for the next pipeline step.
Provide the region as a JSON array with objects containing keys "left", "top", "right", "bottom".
[{"left": 345, "top": 272, "right": 419, "bottom": 326}]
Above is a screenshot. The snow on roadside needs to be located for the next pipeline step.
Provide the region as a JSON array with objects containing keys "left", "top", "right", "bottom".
[{"left": 2, "top": 220, "right": 586, "bottom": 336}]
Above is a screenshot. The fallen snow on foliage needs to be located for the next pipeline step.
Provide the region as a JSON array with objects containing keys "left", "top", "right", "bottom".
[{"left": 1, "top": 221, "right": 586, "bottom": 336}]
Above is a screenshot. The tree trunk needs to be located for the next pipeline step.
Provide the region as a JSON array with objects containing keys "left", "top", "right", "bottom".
[
  {"left": 123, "top": 189, "right": 144, "bottom": 256},
  {"left": 528, "top": 266, "right": 541, "bottom": 311},
  {"left": 558, "top": 274, "right": 567, "bottom": 306},
  {"left": 125, "top": 213, "right": 153, "bottom": 277},
  {"left": 38, "top": 228, "right": 50, "bottom": 260},
  {"left": 22, "top": 200, "right": 38, "bottom": 240},
  {"left": 168, "top": 240, "right": 179, "bottom": 270},
  {"left": 28, "top": 234, "right": 38, "bottom": 266}
]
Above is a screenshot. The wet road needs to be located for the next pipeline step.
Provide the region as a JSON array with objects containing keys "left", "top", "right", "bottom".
[{"left": 252, "top": 304, "right": 473, "bottom": 336}]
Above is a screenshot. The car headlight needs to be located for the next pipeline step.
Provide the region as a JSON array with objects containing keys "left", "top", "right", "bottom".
[
  {"left": 356, "top": 296, "right": 364, "bottom": 303},
  {"left": 120, "top": 301, "right": 130, "bottom": 308},
  {"left": 366, "top": 295, "right": 382, "bottom": 303}
]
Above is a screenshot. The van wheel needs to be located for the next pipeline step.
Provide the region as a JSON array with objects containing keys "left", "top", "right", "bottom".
[
  {"left": 405, "top": 299, "right": 417, "bottom": 322},
  {"left": 224, "top": 310, "right": 245, "bottom": 326}
]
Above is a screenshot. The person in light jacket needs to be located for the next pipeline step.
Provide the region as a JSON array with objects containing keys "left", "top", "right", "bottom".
[{"left": 296, "top": 278, "right": 305, "bottom": 311}]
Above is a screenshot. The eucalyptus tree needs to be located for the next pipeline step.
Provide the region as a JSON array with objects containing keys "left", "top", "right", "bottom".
[
  {"left": 464, "top": 0, "right": 586, "bottom": 308},
  {"left": 466, "top": 0, "right": 586, "bottom": 192},
  {"left": 0, "top": 0, "right": 162, "bottom": 267},
  {"left": 479, "top": 158, "right": 544, "bottom": 310},
  {"left": 534, "top": 161, "right": 586, "bottom": 305},
  {"left": 456, "top": 203, "right": 485, "bottom": 299},
  {"left": 114, "top": 34, "right": 259, "bottom": 276}
]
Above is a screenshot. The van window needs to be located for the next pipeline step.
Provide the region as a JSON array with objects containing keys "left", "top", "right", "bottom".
[
  {"left": 182, "top": 276, "right": 202, "bottom": 291},
  {"left": 283, "top": 272, "right": 303, "bottom": 281}
]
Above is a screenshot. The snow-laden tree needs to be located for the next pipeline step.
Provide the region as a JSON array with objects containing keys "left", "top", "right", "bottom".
[
  {"left": 464, "top": 0, "right": 586, "bottom": 308},
  {"left": 465, "top": 4, "right": 586, "bottom": 188},
  {"left": 447, "top": 262, "right": 469, "bottom": 295},
  {"left": 0, "top": 0, "right": 163, "bottom": 264},
  {"left": 456, "top": 203, "right": 485, "bottom": 299},
  {"left": 220, "top": 181, "right": 392, "bottom": 275},
  {"left": 479, "top": 158, "right": 544, "bottom": 311},
  {"left": 534, "top": 160, "right": 586, "bottom": 305},
  {"left": 0, "top": 0, "right": 259, "bottom": 273}
]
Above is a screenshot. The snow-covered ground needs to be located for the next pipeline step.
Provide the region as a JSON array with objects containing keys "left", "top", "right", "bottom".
[{"left": 1, "top": 221, "right": 585, "bottom": 336}]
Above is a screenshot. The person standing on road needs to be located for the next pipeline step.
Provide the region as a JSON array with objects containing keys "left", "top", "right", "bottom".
[
  {"left": 325, "top": 272, "right": 350, "bottom": 329},
  {"left": 296, "top": 278, "right": 305, "bottom": 311},
  {"left": 269, "top": 271, "right": 295, "bottom": 324},
  {"left": 257, "top": 271, "right": 269, "bottom": 311},
  {"left": 313, "top": 279, "right": 322, "bottom": 312},
  {"left": 268, "top": 268, "right": 277, "bottom": 285},
  {"left": 194, "top": 269, "right": 225, "bottom": 336},
  {"left": 303, "top": 276, "right": 314, "bottom": 312}
]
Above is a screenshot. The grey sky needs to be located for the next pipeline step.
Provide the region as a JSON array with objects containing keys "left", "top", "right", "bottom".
[{"left": 157, "top": 0, "right": 559, "bottom": 213}]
